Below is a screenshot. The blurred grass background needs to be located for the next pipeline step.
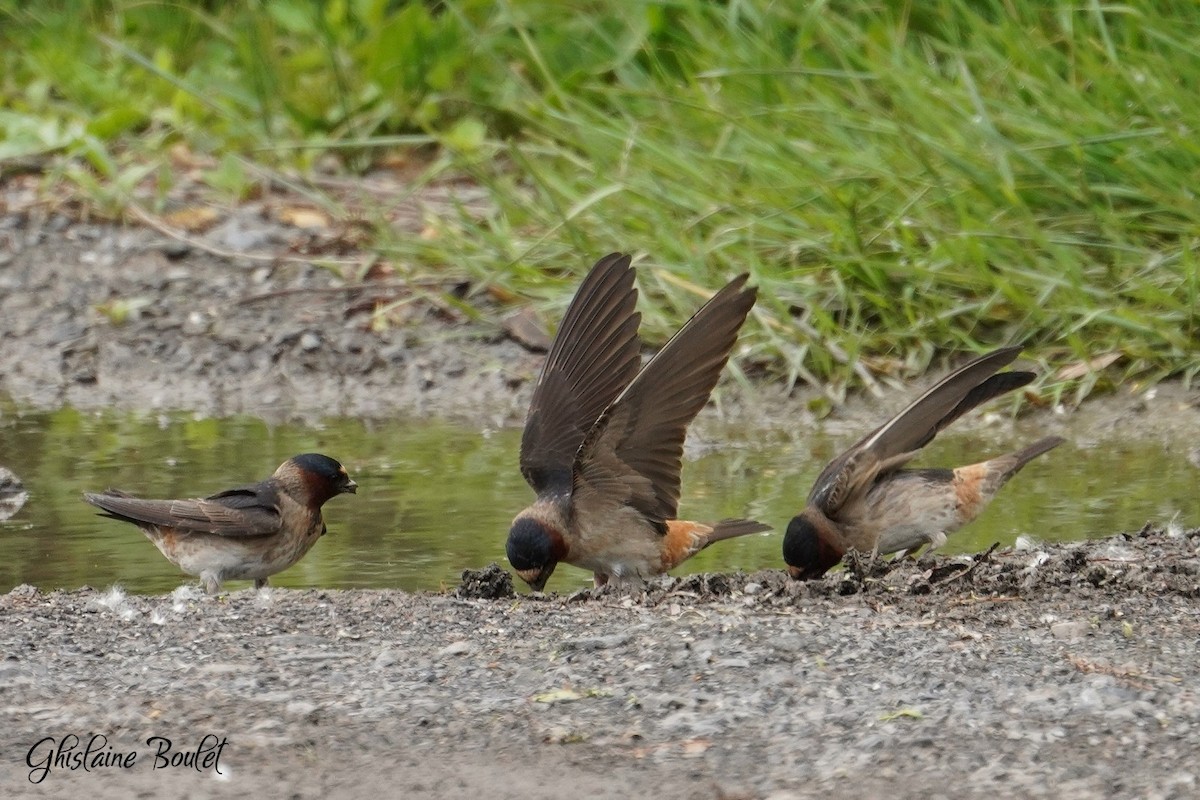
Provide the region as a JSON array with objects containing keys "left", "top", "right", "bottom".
[{"left": 2, "top": 0, "right": 1198, "bottom": 401}]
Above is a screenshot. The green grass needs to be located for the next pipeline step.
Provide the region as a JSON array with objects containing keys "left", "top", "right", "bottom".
[{"left": 3, "top": 0, "right": 1199, "bottom": 403}]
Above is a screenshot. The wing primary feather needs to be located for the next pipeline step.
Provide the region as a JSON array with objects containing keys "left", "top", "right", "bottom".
[
  {"left": 518, "top": 254, "right": 643, "bottom": 494},
  {"left": 808, "top": 346, "right": 1031, "bottom": 515},
  {"left": 572, "top": 274, "right": 758, "bottom": 525},
  {"left": 83, "top": 489, "right": 282, "bottom": 537}
]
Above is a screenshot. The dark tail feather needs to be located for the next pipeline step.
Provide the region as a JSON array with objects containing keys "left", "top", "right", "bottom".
[
  {"left": 706, "top": 518, "right": 772, "bottom": 545},
  {"left": 1002, "top": 435, "right": 1066, "bottom": 477}
]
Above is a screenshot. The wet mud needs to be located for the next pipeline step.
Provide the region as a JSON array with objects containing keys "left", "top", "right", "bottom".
[{"left": 3, "top": 526, "right": 1199, "bottom": 798}]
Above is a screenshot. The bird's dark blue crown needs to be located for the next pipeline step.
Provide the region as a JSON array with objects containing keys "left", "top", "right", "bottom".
[
  {"left": 506, "top": 517, "right": 554, "bottom": 571},
  {"left": 782, "top": 515, "right": 821, "bottom": 571},
  {"left": 292, "top": 453, "right": 345, "bottom": 480}
]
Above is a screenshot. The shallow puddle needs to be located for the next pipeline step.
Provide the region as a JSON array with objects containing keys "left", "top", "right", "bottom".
[{"left": 0, "top": 401, "right": 1194, "bottom": 594}]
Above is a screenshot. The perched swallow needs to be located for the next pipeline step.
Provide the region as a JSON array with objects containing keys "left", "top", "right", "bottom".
[
  {"left": 507, "top": 253, "right": 770, "bottom": 591},
  {"left": 783, "top": 346, "right": 1064, "bottom": 580},
  {"left": 83, "top": 453, "right": 357, "bottom": 593}
]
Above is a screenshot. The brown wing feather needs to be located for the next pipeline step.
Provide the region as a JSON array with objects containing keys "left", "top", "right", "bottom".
[
  {"left": 519, "top": 253, "right": 643, "bottom": 495},
  {"left": 809, "top": 346, "right": 1032, "bottom": 516},
  {"left": 572, "top": 274, "right": 757, "bottom": 528},
  {"left": 83, "top": 485, "right": 283, "bottom": 537}
]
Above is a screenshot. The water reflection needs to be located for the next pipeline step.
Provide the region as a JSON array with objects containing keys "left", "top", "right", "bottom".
[{"left": 0, "top": 401, "right": 1191, "bottom": 594}]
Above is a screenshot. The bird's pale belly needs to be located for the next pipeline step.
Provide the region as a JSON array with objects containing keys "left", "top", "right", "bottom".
[
  {"left": 862, "top": 478, "right": 962, "bottom": 555},
  {"left": 146, "top": 527, "right": 321, "bottom": 581},
  {"left": 568, "top": 512, "right": 663, "bottom": 580}
]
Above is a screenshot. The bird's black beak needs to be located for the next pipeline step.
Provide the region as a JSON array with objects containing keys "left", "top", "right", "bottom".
[
  {"left": 518, "top": 564, "right": 555, "bottom": 592},
  {"left": 342, "top": 479, "right": 358, "bottom": 495}
]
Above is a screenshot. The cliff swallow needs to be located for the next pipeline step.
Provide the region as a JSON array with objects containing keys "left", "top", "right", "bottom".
[
  {"left": 783, "top": 346, "right": 1064, "bottom": 580},
  {"left": 507, "top": 253, "right": 770, "bottom": 591},
  {"left": 83, "top": 453, "right": 357, "bottom": 593}
]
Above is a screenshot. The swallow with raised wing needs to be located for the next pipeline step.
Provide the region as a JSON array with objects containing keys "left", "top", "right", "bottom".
[
  {"left": 506, "top": 253, "right": 770, "bottom": 591},
  {"left": 783, "top": 346, "right": 1064, "bottom": 580}
]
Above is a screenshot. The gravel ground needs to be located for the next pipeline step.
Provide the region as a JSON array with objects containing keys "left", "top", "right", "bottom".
[
  {"left": 0, "top": 187, "right": 538, "bottom": 424},
  {"left": 4, "top": 185, "right": 1200, "bottom": 798},
  {"left": 3, "top": 526, "right": 1199, "bottom": 799}
]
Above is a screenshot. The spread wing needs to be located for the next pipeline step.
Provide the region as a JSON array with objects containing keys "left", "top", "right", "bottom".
[
  {"left": 571, "top": 274, "right": 757, "bottom": 530},
  {"left": 808, "top": 345, "right": 1034, "bottom": 517},
  {"left": 519, "top": 253, "right": 643, "bottom": 496},
  {"left": 83, "top": 483, "right": 283, "bottom": 537}
]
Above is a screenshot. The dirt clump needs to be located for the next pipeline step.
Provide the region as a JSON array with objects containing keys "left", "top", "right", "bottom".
[{"left": 456, "top": 563, "right": 516, "bottom": 599}]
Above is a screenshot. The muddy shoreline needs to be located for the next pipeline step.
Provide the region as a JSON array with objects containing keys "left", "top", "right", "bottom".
[
  {"left": 4, "top": 205, "right": 1200, "bottom": 797},
  {"left": 3, "top": 528, "right": 1200, "bottom": 799},
  {"left": 3, "top": 200, "right": 1200, "bottom": 446}
]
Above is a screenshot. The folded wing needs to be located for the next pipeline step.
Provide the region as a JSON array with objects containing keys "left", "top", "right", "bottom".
[{"left": 83, "top": 485, "right": 282, "bottom": 537}]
